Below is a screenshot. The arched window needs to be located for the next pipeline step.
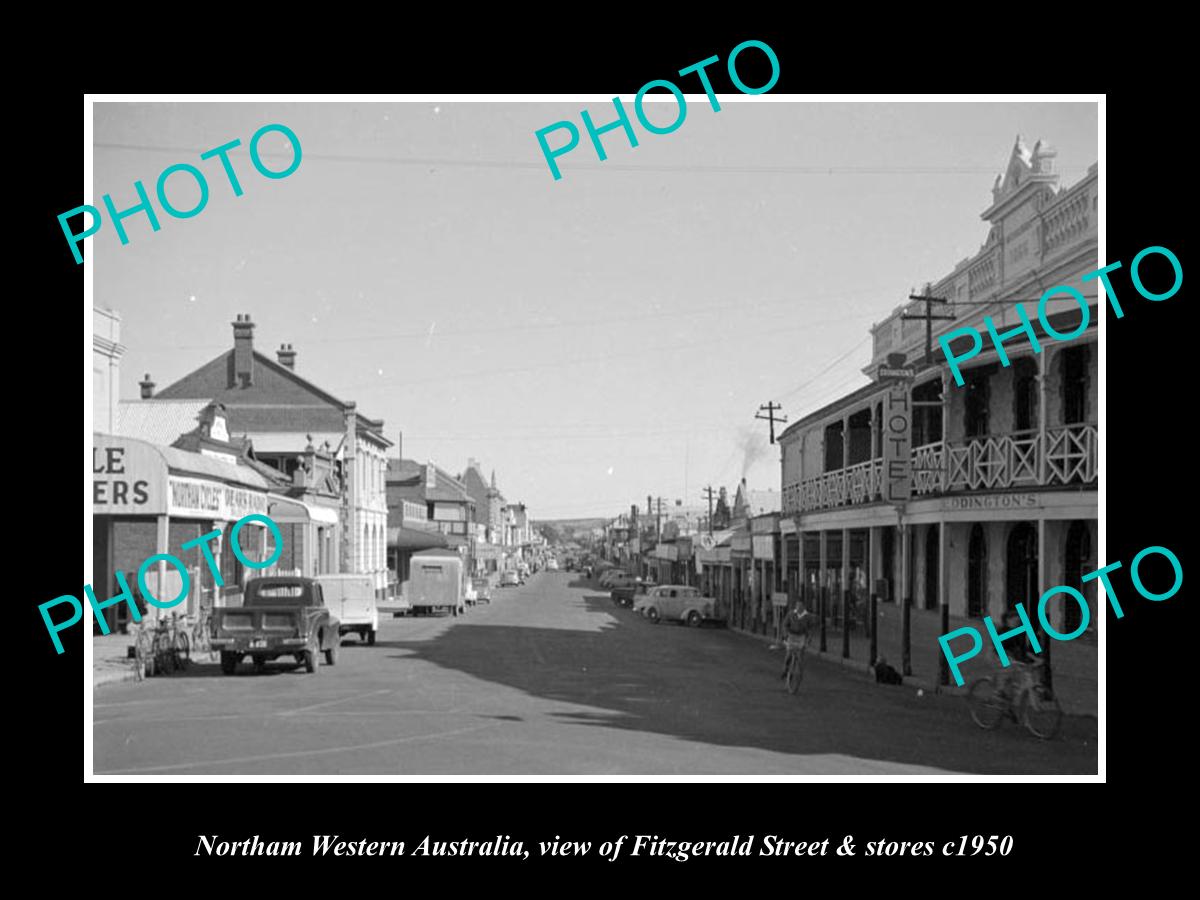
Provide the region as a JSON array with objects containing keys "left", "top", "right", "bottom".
[
  {"left": 1063, "top": 521, "right": 1092, "bottom": 635},
  {"left": 964, "top": 372, "right": 990, "bottom": 438},
  {"left": 967, "top": 524, "right": 987, "bottom": 617},
  {"left": 1013, "top": 358, "right": 1038, "bottom": 433},
  {"left": 924, "top": 524, "right": 940, "bottom": 610},
  {"left": 912, "top": 380, "right": 943, "bottom": 447},
  {"left": 1061, "top": 345, "right": 1090, "bottom": 425},
  {"left": 1005, "top": 522, "right": 1038, "bottom": 611}
]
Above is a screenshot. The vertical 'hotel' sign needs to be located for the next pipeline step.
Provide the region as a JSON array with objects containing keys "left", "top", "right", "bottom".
[{"left": 883, "top": 382, "right": 912, "bottom": 503}]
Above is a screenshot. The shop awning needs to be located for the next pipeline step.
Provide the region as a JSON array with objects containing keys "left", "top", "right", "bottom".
[
  {"left": 389, "top": 526, "right": 449, "bottom": 551},
  {"left": 267, "top": 494, "right": 340, "bottom": 525}
]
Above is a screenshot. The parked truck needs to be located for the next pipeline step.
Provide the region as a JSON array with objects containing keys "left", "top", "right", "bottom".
[
  {"left": 316, "top": 573, "right": 379, "bottom": 645},
  {"left": 408, "top": 549, "right": 465, "bottom": 616},
  {"left": 210, "top": 576, "right": 340, "bottom": 675}
]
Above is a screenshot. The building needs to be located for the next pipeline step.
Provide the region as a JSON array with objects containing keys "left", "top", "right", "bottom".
[
  {"left": 777, "top": 137, "right": 1098, "bottom": 677},
  {"left": 460, "top": 459, "right": 506, "bottom": 572},
  {"left": 387, "top": 457, "right": 476, "bottom": 575},
  {"left": 92, "top": 415, "right": 275, "bottom": 633},
  {"left": 149, "top": 314, "right": 391, "bottom": 597},
  {"left": 93, "top": 306, "right": 124, "bottom": 433}
]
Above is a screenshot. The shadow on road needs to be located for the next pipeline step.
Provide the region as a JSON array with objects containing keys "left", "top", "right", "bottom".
[{"left": 379, "top": 593, "right": 1097, "bottom": 774}]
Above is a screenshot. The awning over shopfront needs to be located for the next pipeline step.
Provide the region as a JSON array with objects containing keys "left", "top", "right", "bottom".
[
  {"left": 388, "top": 526, "right": 449, "bottom": 551},
  {"left": 93, "top": 432, "right": 270, "bottom": 520},
  {"left": 267, "top": 494, "right": 340, "bottom": 525}
]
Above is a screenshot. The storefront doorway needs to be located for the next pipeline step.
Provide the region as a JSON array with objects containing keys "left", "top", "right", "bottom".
[{"left": 1006, "top": 522, "right": 1038, "bottom": 611}]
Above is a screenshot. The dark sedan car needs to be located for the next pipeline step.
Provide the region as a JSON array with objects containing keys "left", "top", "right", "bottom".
[{"left": 612, "top": 579, "right": 655, "bottom": 609}]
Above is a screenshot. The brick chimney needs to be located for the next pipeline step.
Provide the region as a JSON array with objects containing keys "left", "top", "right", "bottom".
[
  {"left": 276, "top": 342, "right": 296, "bottom": 370},
  {"left": 139, "top": 373, "right": 155, "bottom": 399},
  {"left": 396, "top": 430, "right": 402, "bottom": 462},
  {"left": 232, "top": 314, "right": 255, "bottom": 387}
]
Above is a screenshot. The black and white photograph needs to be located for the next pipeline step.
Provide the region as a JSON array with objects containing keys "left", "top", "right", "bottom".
[{"left": 83, "top": 95, "right": 1102, "bottom": 778}]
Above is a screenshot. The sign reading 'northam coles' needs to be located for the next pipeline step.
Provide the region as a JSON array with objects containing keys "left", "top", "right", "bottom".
[{"left": 882, "top": 382, "right": 912, "bottom": 503}]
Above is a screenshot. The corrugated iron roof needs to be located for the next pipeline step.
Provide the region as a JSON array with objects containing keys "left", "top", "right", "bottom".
[{"left": 117, "top": 400, "right": 210, "bottom": 446}]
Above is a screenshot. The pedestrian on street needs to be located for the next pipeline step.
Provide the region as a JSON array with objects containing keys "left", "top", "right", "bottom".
[{"left": 780, "top": 600, "right": 812, "bottom": 680}]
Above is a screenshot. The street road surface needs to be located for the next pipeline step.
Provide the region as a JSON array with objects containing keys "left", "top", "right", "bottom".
[{"left": 93, "top": 572, "right": 1097, "bottom": 775}]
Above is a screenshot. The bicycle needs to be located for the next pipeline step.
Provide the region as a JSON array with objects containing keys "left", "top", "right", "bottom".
[
  {"left": 783, "top": 637, "right": 808, "bottom": 694},
  {"left": 132, "top": 614, "right": 191, "bottom": 680},
  {"left": 967, "top": 660, "right": 1062, "bottom": 740},
  {"left": 190, "top": 606, "right": 212, "bottom": 657}
]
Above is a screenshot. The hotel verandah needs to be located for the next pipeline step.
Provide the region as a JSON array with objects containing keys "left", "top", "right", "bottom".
[{"left": 776, "top": 138, "right": 1098, "bottom": 691}]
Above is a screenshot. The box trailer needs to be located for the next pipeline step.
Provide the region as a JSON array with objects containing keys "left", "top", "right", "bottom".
[{"left": 408, "top": 550, "right": 465, "bottom": 617}]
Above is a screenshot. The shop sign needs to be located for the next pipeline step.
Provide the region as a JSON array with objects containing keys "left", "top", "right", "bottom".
[
  {"left": 92, "top": 441, "right": 166, "bottom": 513},
  {"left": 168, "top": 476, "right": 270, "bottom": 520},
  {"left": 752, "top": 535, "right": 775, "bottom": 561},
  {"left": 946, "top": 493, "right": 1037, "bottom": 511}
]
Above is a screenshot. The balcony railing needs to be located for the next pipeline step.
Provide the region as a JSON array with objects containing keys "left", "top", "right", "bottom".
[{"left": 786, "top": 423, "right": 1097, "bottom": 513}]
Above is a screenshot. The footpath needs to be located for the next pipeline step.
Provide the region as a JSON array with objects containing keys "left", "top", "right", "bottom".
[
  {"left": 729, "top": 604, "right": 1097, "bottom": 718},
  {"left": 93, "top": 632, "right": 218, "bottom": 690}
]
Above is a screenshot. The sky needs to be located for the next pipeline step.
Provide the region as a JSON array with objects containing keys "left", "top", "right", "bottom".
[{"left": 92, "top": 100, "right": 1097, "bottom": 520}]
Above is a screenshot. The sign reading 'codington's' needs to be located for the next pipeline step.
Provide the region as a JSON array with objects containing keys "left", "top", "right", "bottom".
[{"left": 945, "top": 494, "right": 1037, "bottom": 510}]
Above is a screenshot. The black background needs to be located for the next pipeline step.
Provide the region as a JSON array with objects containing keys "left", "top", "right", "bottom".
[{"left": 23, "top": 24, "right": 1185, "bottom": 884}]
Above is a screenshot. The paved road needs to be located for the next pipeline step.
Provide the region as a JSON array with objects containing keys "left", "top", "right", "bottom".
[{"left": 93, "top": 572, "right": 1097, "bottom": 775}]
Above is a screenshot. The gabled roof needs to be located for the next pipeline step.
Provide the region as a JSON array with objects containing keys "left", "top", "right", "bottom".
[
  {"left": 156, "top": 349, "right": 390, "bottom": 445},
  {"left": 385, "top": 458, "right": 473, "bottom": 504}
]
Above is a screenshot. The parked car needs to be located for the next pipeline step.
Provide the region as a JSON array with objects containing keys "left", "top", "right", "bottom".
[
  {"left": 409, "top": 549, "right": 466, "bottom": 616},
  {"left": 633, "top": 584, "right": 719, "bottom": 627},
  {"left": 546, "top": 558, "right": 559, "bottom": 571},
  {"left": 500, "top": 570, "right": 521, "bottom": 587},
  {"left": 612, "top": 579, "right": 655, "bottom": 608},
  {"left": 602, "top": 571, "right": 637, "bottom": 590},
  {"left": 316, "top": 573, "right": 379, "bottom": 645},
  {"left": 597, "top": 568, "right": 625, "bottom": 588},
  {"left": 211, "top": 576, "right": 340, "bottom": 674},
  {"left": 472, "top": 577, "right": 492, "bottom": 604}
]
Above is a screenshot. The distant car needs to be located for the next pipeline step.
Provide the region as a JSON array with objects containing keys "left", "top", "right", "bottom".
[
  {"left": 547, "top": 558, "right": 559, "bottom": 571},
  {"left": 471, "top": 577, "right": 492, "bottom": 604},
  {"left": 612, "top": 579, "right": 655, "bottom": 608},
  {"left": 634, "top": 585, "right": 719, "bottom": 627},
  {"left": 500, "top": 570, "right": 520, "bottom": 587}
]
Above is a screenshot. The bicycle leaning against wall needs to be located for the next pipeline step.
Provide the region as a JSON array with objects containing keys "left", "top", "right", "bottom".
[
  {"left": 967, "top": 658, "right": 1063, "bottom": 740},
  {"left": 132, "top": 612, "right": 191, "bottom": 681}
]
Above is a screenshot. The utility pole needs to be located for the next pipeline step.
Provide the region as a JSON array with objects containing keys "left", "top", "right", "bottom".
[
  {"left": 655, "top": 496, "right": 665, "bottom": 539},
  {"left": 756, "top": 401, "right": 787, "bottom": 444},
  {"left": 902, "top": 291, "right": 956, "bottom": 367},
  {"left": 701, "top": 485, "right": 715, "bottom": 535}
]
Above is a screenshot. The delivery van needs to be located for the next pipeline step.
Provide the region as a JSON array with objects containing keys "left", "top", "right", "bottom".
[
  {"left": 316, "top": 573, "right": 379, "bottom": 645},
  {"left": 408, "top": 549, "right": 466, "bottom": 616}
]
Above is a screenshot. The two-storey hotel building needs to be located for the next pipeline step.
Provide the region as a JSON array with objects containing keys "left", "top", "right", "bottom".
[{"left": 777, "top": 138, "right": 1098, "bottom": 653}]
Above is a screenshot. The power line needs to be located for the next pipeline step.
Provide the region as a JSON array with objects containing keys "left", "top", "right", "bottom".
[
  {"left": 335, "top": 313, "right": 876, "bottom": 393},
  {"left": 154, "top": 289, "right": 891, "bottom": 352},
  {"left": 776, "top": 333, "right": 873, "bottom": 402},
  {"left": 93, "top": 141, "right": 1093, "bottom": 178}
]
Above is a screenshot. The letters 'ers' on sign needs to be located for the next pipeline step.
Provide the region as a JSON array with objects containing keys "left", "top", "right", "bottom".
[{"left": 883, "top": 382, "right": 912, "bottom": 503}]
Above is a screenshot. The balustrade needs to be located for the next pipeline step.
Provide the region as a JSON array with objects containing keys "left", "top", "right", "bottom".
[{"left": 785, "top": 424, "right": 1096, "bottom": 513}]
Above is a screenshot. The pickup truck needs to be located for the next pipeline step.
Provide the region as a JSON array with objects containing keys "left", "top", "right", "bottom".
[{"left": 211, "top": 576, "right": 341, "bottom": 675}]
